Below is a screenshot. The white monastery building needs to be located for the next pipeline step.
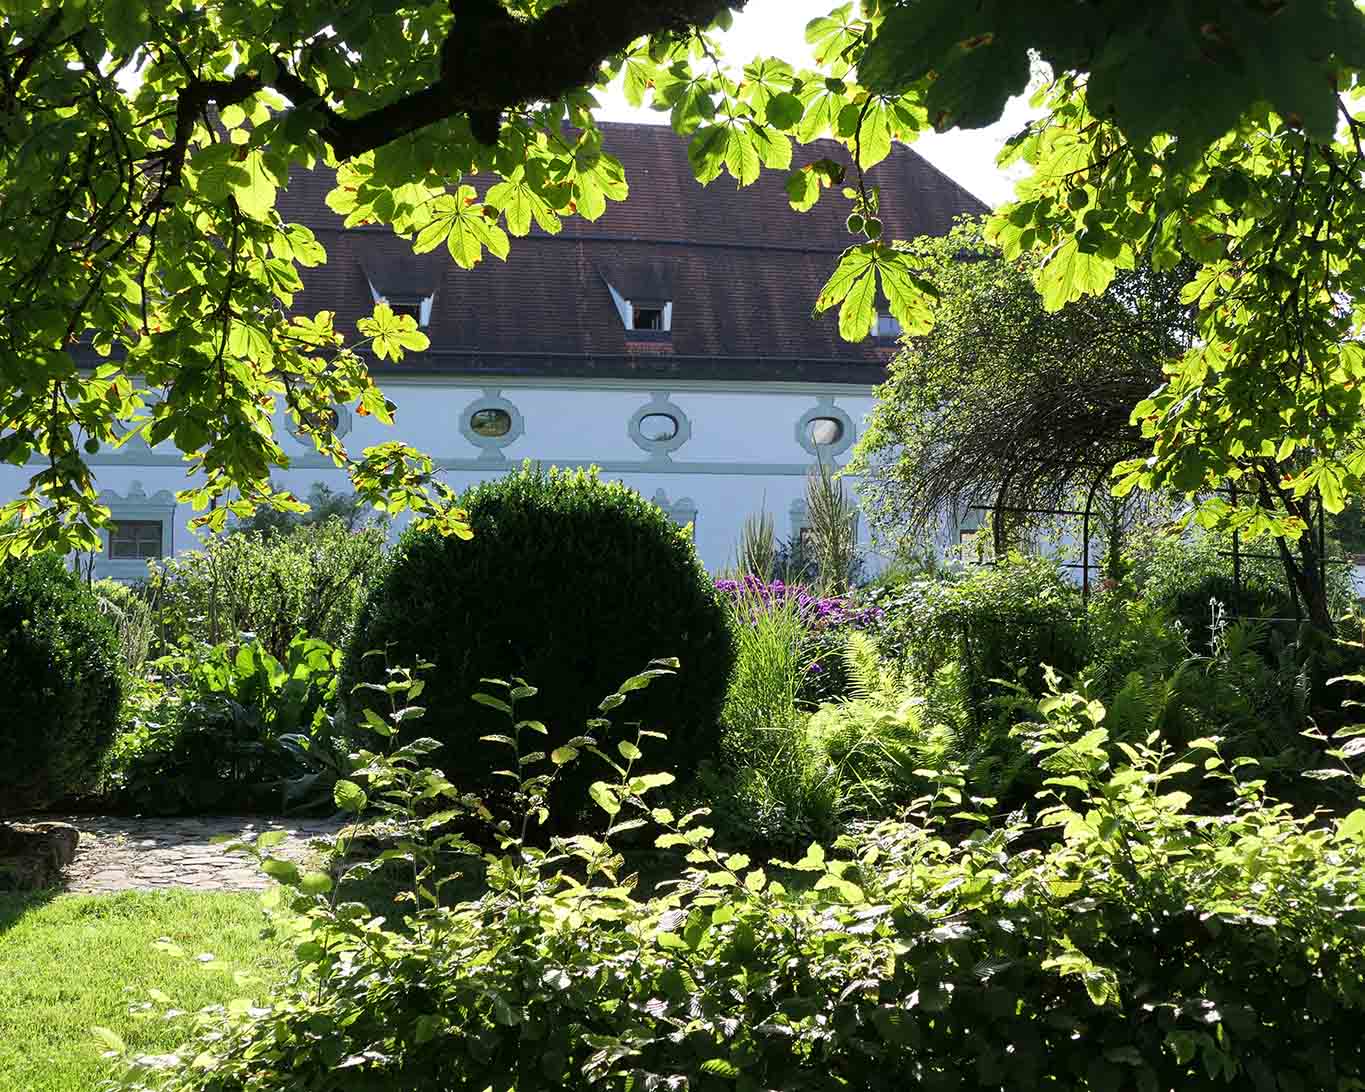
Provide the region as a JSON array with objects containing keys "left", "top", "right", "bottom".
[{"left": 8, "top": 122, "right": 985, "bottom": 580}]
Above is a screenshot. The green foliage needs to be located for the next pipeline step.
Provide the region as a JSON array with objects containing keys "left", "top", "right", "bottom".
[
  {"left": 993, "top": 33, "right": 1365, "bottom": 561},
  {"left": 848, "top": 217, "right": 1193, "bottom": 544},
  {"left": 803, "top": 632, "right": 927, "bottom": 812},
  {"left": 100, "top": 634, "right": 341, "bottom": 815},
  {"left": 92, "top": 577, "right": 156, "bottom": 673},
  {"left": 149, "top": 518, "right": 386, "bottom": 659},
  {"left": 869, "top": 553, "right": 1088, "bottom": 723},
  {"left": 1082, "top": 593, "right": 1188, "bottom": 697},
  {"left": 708, "top": 585, "right": 839, "bottom": 850},
  {"left": 804, "top": 461, "right": 860, "bottom": 596},
  {"left": 108, "top": 667, "right": 1365, "bottom": 1092},
  {"left": 344, "top": 466, "right": 734, "bottom": 824},
  {"left": 5, "top": 0, "right": 1365, "bottom": 604},
  {"left": 230, "top": 482, "right": 377, "bottom": 536},
  {"left": 860, "top": 1, "right": 1365, "bottom": 148},
  {"left": 0, "top": 554, "right": 122, "bottom": 814},
  {"left": 735, "top": 507, "right": 777, "bottom": 581}
]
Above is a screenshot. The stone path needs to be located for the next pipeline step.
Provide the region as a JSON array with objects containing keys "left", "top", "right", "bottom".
[{"left": 33, "top": 816, "right": 347, "bottom": 894}]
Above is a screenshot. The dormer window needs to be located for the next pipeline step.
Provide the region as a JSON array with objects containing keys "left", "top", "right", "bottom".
[
  {"left": 366, "top": 279, "right": 433, "bottom": 328},
  {"left": 877, "top": 312, "right": 902, "bottom": 339},
  {"left": 603, "top": 277, "right": 672, "bottom": 334},
  {"left": 386, "top": 298, "right": 426, "bottom": 325},
  {"left": 632, "top": 305, "right": 666, "bottom": 331}
]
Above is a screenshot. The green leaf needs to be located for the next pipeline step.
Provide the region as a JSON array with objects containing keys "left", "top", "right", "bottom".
[
  {"left": 617, "top": 740, "right": 643, "bottom": 761},
  {"left": 102, "top": 0, "right": 148, "bottom": 55},
  {"left": 1338, "top": 809, "right": 1365, "bottom": 841},
  {"left": 230, "top": 152, "right": 278, "bottom": 220},
  {"left": 630, "top": 772, "right": 676, "bottom": 793},
  {"left": 261, "top": 857, "right": 301, "bottom": 885},
  {"left": 471, "top": 693, "right": 513, "bottom": 715},
  {"left": 816, "top": 244, "right": 878, "bottom": 339},
  {"left": 589, "top": 780, "right": 620, "bottom": 816},
  {"left": 90, "top": 1026, "right": 127, "bottom": 1054},
  {"left": 299, "top": 871, "right": 333, "bottom": 895},
  {"left": 413, "top": 187, "right": 510, "bottom": 269},
  {"left": 766, "top": 92, "right": 804, "bottom": 131},
  {"left": 1037, "top": 237, "right": 1116, "bottom": 311},
  {"left": 550, "top": 745, "right": 579, "bottom": 765},
  {"left": 333, "top": 779, "right": 368, "bottom": 814}
]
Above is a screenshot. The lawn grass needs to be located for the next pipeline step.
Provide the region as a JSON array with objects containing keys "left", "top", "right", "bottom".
[{"left": 0, "top": 890, "right": 289, "bottom": 1092}]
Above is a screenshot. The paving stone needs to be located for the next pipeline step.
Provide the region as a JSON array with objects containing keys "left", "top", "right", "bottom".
[{"left": 11, "top": 814, "right": 346, "bottom": 894}]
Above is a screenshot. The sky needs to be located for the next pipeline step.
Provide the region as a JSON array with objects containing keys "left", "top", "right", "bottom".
[{"left": 593, "top": 0, "right": 1036, "bottom": 209}]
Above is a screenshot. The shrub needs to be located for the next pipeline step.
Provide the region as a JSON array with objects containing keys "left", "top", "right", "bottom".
[
  {"left": 109, "top": 674, "right": 1365, "bottom": 1092},
  {"left": 0, "top": 555, "right": 122, "bottom": 814},
  {"left": 148, "top": 518, "right": 386, "bottom": 659},
  {"left": 1121, "top": 529, "right": 1363, "bottom": 649},
  {"left": 99, "top": 634, "right": 341, "bottom": 815},
  {"left": 92, "top": 578, "right": 155, "bottom": 673},
  {"left": 344, "top": 466, "right": 734, "bottom": 822},
  {"left": 1082, "top": 592, "right": 1188, "bottom": 697},
  {"left": 868, "top": 552, "right": 1087, "bottom": 729}
]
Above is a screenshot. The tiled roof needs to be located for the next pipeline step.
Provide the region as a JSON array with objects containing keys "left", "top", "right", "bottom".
[{"left": 276, "top": 121, "right": 988, "bottom": 380}]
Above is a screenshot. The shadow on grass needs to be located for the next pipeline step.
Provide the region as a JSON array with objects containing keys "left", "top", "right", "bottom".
[{"left": 0, "top": 888, "right": 60, "bottom": 937}]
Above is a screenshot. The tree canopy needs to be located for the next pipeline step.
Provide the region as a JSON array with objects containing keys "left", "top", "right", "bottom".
[
  {"left": 849, "top": 218, "right": 1195, "bottom": 546},
  {"left": 4, "top": 0, "right": 1365, "bottom": 557}
]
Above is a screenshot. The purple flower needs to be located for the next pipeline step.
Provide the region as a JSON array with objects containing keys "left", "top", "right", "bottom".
[{"left": 715, "top": 576, "right": 882, "bottom": 633}]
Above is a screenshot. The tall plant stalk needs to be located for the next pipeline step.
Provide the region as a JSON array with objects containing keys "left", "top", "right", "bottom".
[
  {"left": 737, "top": 508, "right": 777, "bottom": 580},
  {"left": 805, "top": 462, "right": 859, "bottom": 596}
]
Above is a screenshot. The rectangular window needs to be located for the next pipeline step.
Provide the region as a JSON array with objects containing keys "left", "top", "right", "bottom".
[
  {"left": 877, "top": 312, "right": 902, "bottom": 339},
  {"left": 632, "top": 305, "right": 665, "bottom": 331},
  {"left": 385, "top": 299, "right": 425, "bottom": 325},
  {"left": 109, "top": 520, "right": 163, "bottom": 560}
]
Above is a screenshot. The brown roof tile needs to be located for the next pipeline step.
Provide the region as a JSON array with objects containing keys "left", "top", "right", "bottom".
[{"left": 276, "top": 122, "right": 988, "bottom": 379}]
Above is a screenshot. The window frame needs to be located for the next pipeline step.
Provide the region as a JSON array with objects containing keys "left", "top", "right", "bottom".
[
  {"left": 795, "top": 400, "right": 855, "bottom": 458},
  {"left": 108, "top": 518, "right": 164, "bottom": 561},
  {"left": 628, "top": 394, "right": 692, "bottom": 457},
  {"left": 459, "top": 391, "right": 525, "bottom": 457}
]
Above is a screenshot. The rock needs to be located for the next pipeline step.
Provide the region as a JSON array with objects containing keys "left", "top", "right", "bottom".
[{"left": 0, "top": 821, "right": 80, "bottom": 891}]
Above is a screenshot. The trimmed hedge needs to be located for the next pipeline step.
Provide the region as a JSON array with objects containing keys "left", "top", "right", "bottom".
[
  {"left": 0, "top": 555, "right": 123, "bottom": 814},
  {"left": 344, "top": 466, "right": 735, "bottom": 821}
]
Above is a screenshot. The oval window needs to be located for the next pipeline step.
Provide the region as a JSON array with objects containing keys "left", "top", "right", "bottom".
[
  {"left": 808, "top": 417, "right": 844, "bottom": 446},
  {"left": 639, "top": 413, "right": 679, "bottom": 443},
  {"left": 470, "top": 408, "right": 512, "bottom": 438},
  {"left": 292, "top": 407, "right": 340, "bottom": 441}
]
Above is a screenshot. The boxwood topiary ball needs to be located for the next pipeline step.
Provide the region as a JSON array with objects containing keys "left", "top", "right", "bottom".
[
  {"left": 343, "top": 466, "right": 735, "bottom": 826},
  {"left": 0, "top": 554, "right": 123, "bottom": 815}
]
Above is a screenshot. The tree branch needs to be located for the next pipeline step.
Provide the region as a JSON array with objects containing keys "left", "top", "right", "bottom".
[{"left": 298, "top": 0, "right": 740, "bottom": 160}]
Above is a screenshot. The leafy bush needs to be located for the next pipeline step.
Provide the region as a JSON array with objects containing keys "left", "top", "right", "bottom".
[
  {"left": 149, "top": 518, "right": 386, "bottom": 659},
  {"left": 109, "top": 671, "right": 1365, "bottom": 1092},
  {"left": 1082, "top": 592, "right": 1188, "bottom": 697},
  {"left": 0, "top": 554, "right": 122, "bottom": 814},
  {"left": 99, "top": 635, "right": 341, "bottom": 815},
  {"left": 1120, "top": 529, "right": 1363, "bottom": 650},
  {"left": 92, "top": 578, "right": 156, "bottom": 673},
  {"left": 344, "top": 466, "right": 734, "bottom": 823},
  {"left": 867, "top": 553, "right": 1087, "bottom": 730}
]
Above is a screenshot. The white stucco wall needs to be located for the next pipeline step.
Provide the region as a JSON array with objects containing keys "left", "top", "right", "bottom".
[{"left": 2, "top": 375, "right": 886, "bottom": 579}]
